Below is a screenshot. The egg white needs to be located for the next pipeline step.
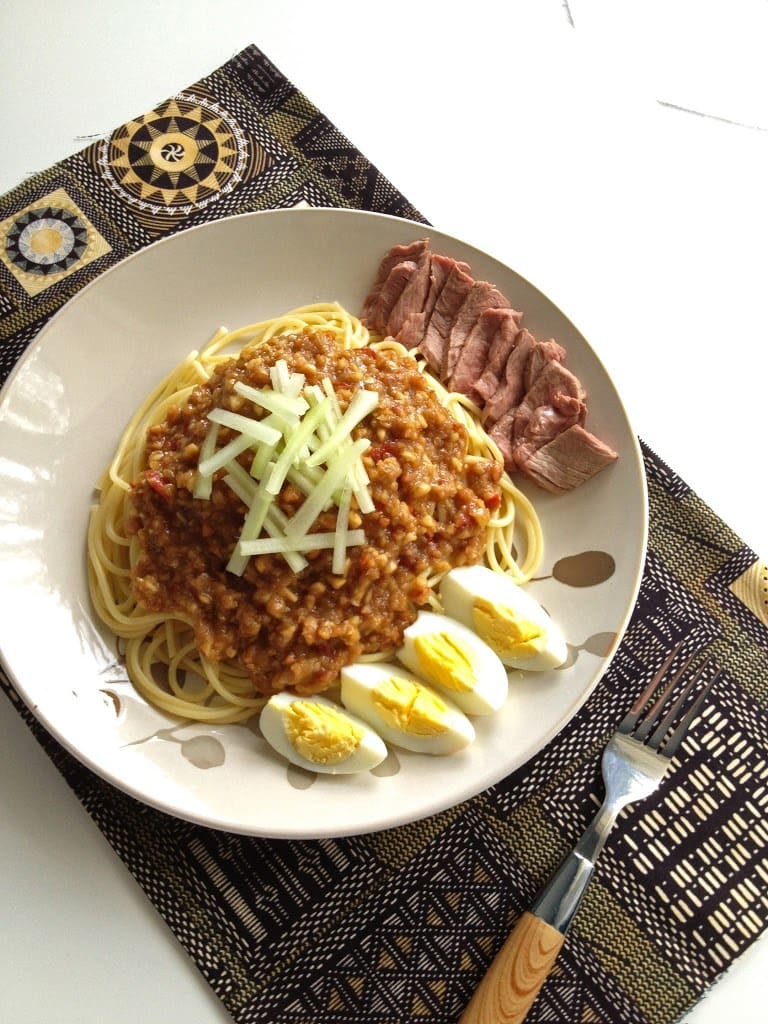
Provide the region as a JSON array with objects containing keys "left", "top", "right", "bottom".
[
  {"left": 340, "top": 661, "right": 475, "bottom": 755},
  {"left": 439, "top": 565, "right": 567, "bottom": 671},
  {"left": 259, "top": 691, "right": 387, "bottom": 774},
  {"left": 397, "top": 610, "right": 508, "bottom": 715}
]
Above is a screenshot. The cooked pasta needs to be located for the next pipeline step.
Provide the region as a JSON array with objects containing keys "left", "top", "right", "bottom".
[{"left": 87, "top": 302, "right": 543, "bottom": 723}]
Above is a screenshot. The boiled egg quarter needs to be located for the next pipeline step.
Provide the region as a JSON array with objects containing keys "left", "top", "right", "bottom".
[
  {"left": 397, "top": 611, "right": 508, "bottom": 715},
  {"left": 340, "top": 662, "right": 475, "bottom": 755},
  {"left": 260, "top": 691, "right": 387, "bottom": 774},
  {"left": 439, "top": 565, "right": 567, "bottom": 671}
]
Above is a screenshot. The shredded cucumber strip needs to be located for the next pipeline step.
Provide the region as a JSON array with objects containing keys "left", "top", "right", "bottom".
[
  {"left": 285, "top": 438, "right": 369, "bottom": 538},
  {"left": 332, "top": 481, "right": 354, "bottom": 575},
  {"left": 193, "top": 423, "right": 220, "bottom": 499},
  {"left": 223, "top": 459, "right": 258, "bottom": 503},
  {"left": 223, "top": 463, "right": 274, "bottom": 574},
  {"left": 265, "top": 395, "right": 334, "bottom": 496},
  {"left": 198, "top": 431, "right": 255, "bottom": 478},
  {"left": 233, "top": 380, "right": 309, "bottom": 419},
  {"left": 262, "top": 507, "right": 307, "bottom": 572},
  {"left": 270, "top": 359, "right": 305, "bottom": 398},
  {"left": 305, "top": 389, "right": 379, "bottom": 468},
  {"left": 250, "top": 439, "right": 278, "bottom": 480},
  {"left": 195, "top": 365, "right": 377, "bottom": 576},
  {"left": 207, "top": 407, "right": 282, "bottom": 445},
  {"left": 240, "top": 528, "right": 366, "bottom": 556},
  {"left": 286, "top": 463, "right": 325, "bottom": 499}
]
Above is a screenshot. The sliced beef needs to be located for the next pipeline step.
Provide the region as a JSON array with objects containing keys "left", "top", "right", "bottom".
[
  {"left": 396, "top": 252, "right": 469, "bottom": 349},
  {"left": 474, "top": 309, "right": 524, "bottom": 402},
  {"left": 449, "top": 308, "right": 513, "bottom": 400},
  {"left": 361, "top": 239, "right": 430, "bottom": 329},
  {"left": 369, "top": 260, "right": 422, "bottom": 331},
  {"left": 488, "top": 409, "right": 517, "bottom": 468},
  {"left": 443, "top": 280, "right": 509, "bottom": 381},
  {"left": 488, "top": 360, "right": 586, "bottom": 476},
  {"left": 386, "top": 252, "right": 432, "bottom": 338},
  {"left": 524, "top": 338, "right": 566, "bottom": 391},
  {"left": 512, "top": 360, "right": 587, "bottom": 451},
  {"left": 481, "top": 329, "right": 536, "bottom": 426},
  {"left": 514, "top": 424, "right": 618, "bottom": 493},
  {"left": 418, "top": 259, "right": 476, "bottom": 374},
  {"left": 394, "top": 309, "right": 428, "bottom": 350},
  {"left": 490, "top": 361, "right": 619, "bottom": 493},
  {"left": 488, "top": 336, "right": 566, "bottom": 427}
]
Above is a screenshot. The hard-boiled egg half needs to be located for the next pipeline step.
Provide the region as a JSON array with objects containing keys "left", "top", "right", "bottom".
[
  {"left": 439, "top": 565, "right": 567, "bottom": 671},
  {"left": 396, "top": 611, "right": 508, "bottom": 715},
  {"left": 260, "top": 691, "right": 387, "bottom": 774},
  {"left": 340, "top": 662, "right": 475, "bottom": 755}
]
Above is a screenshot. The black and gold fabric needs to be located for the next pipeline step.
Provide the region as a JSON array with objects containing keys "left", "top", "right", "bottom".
[{"left": 1, "top": 44, "right": 766, "bottom": 1024}]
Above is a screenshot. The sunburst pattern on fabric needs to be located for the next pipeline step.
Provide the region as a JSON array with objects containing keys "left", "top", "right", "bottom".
[
  {"left": 0, "top": 188, "right": 111, "bottom": 297},
  {"left": 729, "top": 560, "right": 768, "bottom": 629},
  {"left": 6, "top": 207, "right": 87, "bottom": 274},
  {"left": 97, "top": 94, "right": 248, "bottom": 215}
]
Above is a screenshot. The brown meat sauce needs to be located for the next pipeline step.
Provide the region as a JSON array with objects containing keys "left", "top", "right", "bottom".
[{"left": 128, "top": 330, "right": 501, "bottom": 695}]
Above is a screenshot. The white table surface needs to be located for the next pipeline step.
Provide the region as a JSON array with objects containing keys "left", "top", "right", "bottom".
[{"left": 1, "top": 2, "right": 766, "bottom": 1021}]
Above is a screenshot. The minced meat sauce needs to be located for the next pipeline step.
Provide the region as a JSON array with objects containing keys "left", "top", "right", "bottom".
[{"left": 128, "top": 330, "right": 502, "bottom": 696}]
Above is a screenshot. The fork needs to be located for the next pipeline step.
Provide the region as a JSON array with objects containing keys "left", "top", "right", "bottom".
[{"left": 459, "top": 642, "right": 719, "bottom": 1024}]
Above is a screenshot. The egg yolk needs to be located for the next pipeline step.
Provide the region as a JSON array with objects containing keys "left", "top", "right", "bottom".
[
  {"left": 414, "top": 632, "right": 475, "bottom": 693},
  {"left": 284, "top": 700, "right": 364, "bottom": 765},
  {"left": 472, "top": 597, "right": 544, "bottom": 659},
  {"left": 372, "top": 677, "right": 449, "bottom": 736}
]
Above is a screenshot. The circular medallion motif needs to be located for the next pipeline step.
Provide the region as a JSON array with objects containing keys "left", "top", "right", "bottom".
[
  {"left": 4, "top": 207, "right": 88, "bottom": 276},
  {"left": 98, "top": 94, "right": 248, "bottom": 214}
]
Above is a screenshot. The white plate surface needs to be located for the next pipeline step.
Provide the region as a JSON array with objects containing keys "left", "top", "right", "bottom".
[{"left": 0, "top": 208, "right": 647, "bottom": 837}]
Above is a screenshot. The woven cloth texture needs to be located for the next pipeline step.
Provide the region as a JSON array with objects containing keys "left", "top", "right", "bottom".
[{"left": 1, "top": 44, "right": 766, "bottom": 1024}]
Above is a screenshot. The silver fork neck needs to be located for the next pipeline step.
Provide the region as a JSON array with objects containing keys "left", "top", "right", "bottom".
[
  {"left": 531, "top": 735, "right": 668, "bottom": 933},
  {"left": 531, "top": 795, "right": 620, "bottom": 933}
]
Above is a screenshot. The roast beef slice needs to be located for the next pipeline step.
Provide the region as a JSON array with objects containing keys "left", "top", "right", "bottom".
[
  {"left": 514, "top": 424, "right": 618, "bottom": 493},
  {"left": 443, "top": 280, "right": 510, "bottom": 381},
  {"left": 361, "top": 238, "right": 430, "bottom": 329},
  {"left": 449, "top": 308, "right": 518, "bottom": 400},
  {"left": 482, "top": 328, "right": 536, "bottom": 425}
]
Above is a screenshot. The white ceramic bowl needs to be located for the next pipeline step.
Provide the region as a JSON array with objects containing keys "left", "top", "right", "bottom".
[{"left": 0, "top": 208, "right": 647, "bottom": 837}]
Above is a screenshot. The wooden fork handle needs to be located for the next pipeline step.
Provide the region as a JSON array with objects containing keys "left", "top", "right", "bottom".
[{"left": 459, "top": 911, "right": 565, "bottom": 1024}]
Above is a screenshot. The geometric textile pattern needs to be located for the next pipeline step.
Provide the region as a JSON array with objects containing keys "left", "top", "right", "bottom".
[
  {"left": 0, "top": 43, "right": 425, "bottom": 356},
  {"left": 0, "top": 187, "right": 111, "bottom": 296},
  {"left": 728, "top": 558, "right": 768, "bottom": 629},
  {"left": 1, "top": 46, "right": 767, "bottom": 1024},
  {"left": 706, "top": 548, "right": 768, "bottom": 655},
  {"left": 97, "top": 94, "right": 251, "bottom": 215}
]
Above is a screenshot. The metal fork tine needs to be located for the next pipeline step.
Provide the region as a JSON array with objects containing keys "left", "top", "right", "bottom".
[
  {"left": 660, "top": 664, "right": 721, "bottom": 760},
  {"left": 631, "top": 649, "right": 700, "bottom": 742},
  {"left": 619, "top": 640, "right": 683, "bottom": 735},
  {"left": 644, "top": 656, "right": 711, "bottom": 749},
  {"left": 630, "top": 659, "right": 692, "bottom": 741}
]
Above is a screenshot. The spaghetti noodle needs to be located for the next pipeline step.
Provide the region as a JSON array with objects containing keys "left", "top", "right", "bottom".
[{"left": 87, "top": 303, "right": 544, "bottom": 723}]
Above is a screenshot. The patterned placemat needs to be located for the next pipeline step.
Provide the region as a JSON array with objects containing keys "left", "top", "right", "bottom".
[{"left": 1, "top": 44, "right": 767, "bottom": 1024}]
